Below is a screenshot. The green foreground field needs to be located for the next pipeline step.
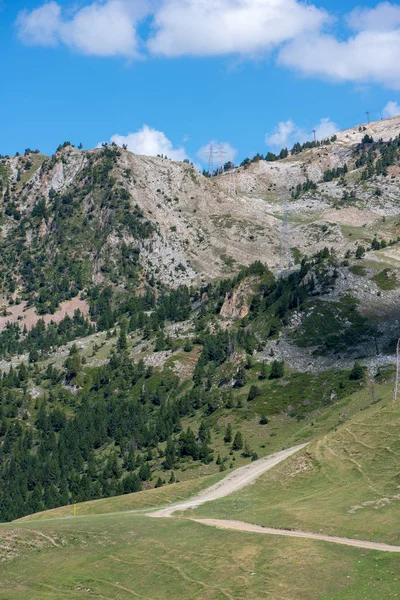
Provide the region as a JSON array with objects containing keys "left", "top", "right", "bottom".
[{"left": 1, "top": 513, "right": 400, "bottom": 600}]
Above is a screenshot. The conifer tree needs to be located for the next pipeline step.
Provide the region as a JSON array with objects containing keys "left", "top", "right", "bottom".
[
  {"left": 232, "top": 431, "right": 243, "bottom": 451},
  {"left": 224, "top": 423, "right": 232, "bottom": 444}
]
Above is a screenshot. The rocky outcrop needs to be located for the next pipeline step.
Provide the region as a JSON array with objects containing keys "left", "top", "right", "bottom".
[{"left": 220, "top": 278, "right": 256, "bottom": 320}]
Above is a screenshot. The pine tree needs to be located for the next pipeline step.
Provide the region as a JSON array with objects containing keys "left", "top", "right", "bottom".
[
  {"left": 269, "top": 360, "right": 284, "bottom": 379},
  {"left": 247, "top": 385, "right": 261, "bottom": 401},
  {"left": 259, "top": 362, "right": 268, "bottom": 380},
  {"left": 350, "top": 362, "right": 365, "bottom": 381},
  {"left": 198, "top": 421, "right": 211, "bottom": 444},
  {"left": 139, "top": 463, "right": 151, "bottom": 481},
  {"left": 163, "top": 438, "right": 176, "bottom": 470},
  {"left": 224, "top": 423, "right": 232, "bottom": 444},
  {"left": 124, "top": 447, "right": 136, "bottom": 472},
  {"left": 232, "top": 431, "right": 243, "bottom": 451},
  {"left": 123, "top": 473, "right": 142, "bottom": 493},
  {"left": 234, "top": 366, "right": 246, "bottom": 388},
  {"left": 242, "top": 441, "right": 252, "bottom": 457},
  {"left": 118, "top": 321, "right": 128, "bottom": 351}
]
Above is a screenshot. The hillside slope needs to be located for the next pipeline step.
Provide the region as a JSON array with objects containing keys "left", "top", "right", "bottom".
[
  {"left": 191, "top": 390, "right": 400, "bottom": 545},
  {"left": 1, "top": 115, "right": 400, "bottom": 323},
  {"left": 1, "top": 401, "right": 400, "bottom": 599}
]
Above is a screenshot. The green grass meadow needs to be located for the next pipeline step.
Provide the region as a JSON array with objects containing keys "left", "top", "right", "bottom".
[
  {"left": 190, "top": 394, "right": 400, "bottom": 545},
  {"left": 1, "top": 513, "right": 399, "bottom": 600},
  {"left": 1, "top": 383, "right": 399, "bottom": 599}
]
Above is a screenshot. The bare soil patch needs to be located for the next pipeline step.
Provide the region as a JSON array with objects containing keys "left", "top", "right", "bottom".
[
  {"left": 0, "top": 297, "right": 90, "bottom": 332},
  {"left": 322, "top": 208, "right": 380, "bottom": 227}
]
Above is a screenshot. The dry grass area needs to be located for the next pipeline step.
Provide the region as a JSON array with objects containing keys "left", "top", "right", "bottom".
[
  {"left": 16, "top": 473, "right": 224, "bottom": 522},
  {"left": 0, "top": 529, "right": 61, "bottom": 563},
  {"left": 166, "top": 346, "right": 201, "bottom": 382}
]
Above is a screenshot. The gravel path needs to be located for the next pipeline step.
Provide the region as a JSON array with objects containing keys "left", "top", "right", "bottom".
[
  {"left": 148, "top": 443, "right": 400, "bottom": 553},
  {"left": 191, "top": 519, "right": 400, "bottom": 553},
  {"left": 148, "top": 444, "right": 308, "bottom": 518}
]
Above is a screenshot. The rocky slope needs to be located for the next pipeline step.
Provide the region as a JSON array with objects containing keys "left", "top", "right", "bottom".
[{"left": 0, "top": 116, "right": 399, "bottom": 319}]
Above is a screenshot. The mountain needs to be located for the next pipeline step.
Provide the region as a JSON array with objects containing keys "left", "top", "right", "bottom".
[
  {"left": 0, "top": 115, "right": 399, "bottom": 532},
  {"left": 1, "top": 115, "right": 399, "bottom": 320}
]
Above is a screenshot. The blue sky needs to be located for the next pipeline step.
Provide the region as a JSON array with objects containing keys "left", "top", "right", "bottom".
[{"left": 1, "top": 0, "right": 400, "bottom": 165}]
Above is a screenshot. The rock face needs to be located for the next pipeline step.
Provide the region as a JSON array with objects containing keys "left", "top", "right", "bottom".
[
  {"left": 1, "top": 115, "right": 400, "bottom": 296},
  {"left": 220, "top": 279, "right": 255, "bottom": 320},
  {"left": 220, "top": 292, "right": 250, "bottom": 320}
]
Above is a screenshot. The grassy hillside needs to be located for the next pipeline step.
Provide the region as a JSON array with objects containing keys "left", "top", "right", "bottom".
[
  {"left": 1, "top": 511, "right": 400, "bottom": 599},
  {"left": 190, "top": 388, "right": 400, "bottom": 544},
  {"left": 1, "top": 382, "right": 399, "bottom": 599},
  {"left": 17, "top": 472, "right": 224, "bottom": 522},
  {"left": 1, "top": 382, "right": 397, "bottom": 599}
]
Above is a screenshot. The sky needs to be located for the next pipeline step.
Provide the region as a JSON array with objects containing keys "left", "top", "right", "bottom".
[{"left": 1, "top": 0, "right": 400, "bottom": 166}]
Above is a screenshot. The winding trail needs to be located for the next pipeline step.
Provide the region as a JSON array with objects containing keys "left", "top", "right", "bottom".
[
  {"left": 190, "top": 519, "right": 400, "bottom": 553},
  {"left": 148, "top": 444, "right": 308, "bottom": 518},
  {"left": 148, "top": 443, "right": 400, "bottom": 553}
]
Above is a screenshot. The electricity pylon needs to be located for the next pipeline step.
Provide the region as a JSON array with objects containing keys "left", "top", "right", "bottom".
[
  {"left": 394, "top": 338, "right": 400, "bottom": 402},
  {"left": 208, "top": 143, "right": 214, "bottom": 177},
  {"left": 280, "top": 198, "right": 292, "bottom": 276}
]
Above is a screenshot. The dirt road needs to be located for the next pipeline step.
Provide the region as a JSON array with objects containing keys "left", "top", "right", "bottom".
[
  {"left": 148, "top": 443, "right": 400, "bottom": 553},
  {"left": 191, "top": 519, "right": 400, "bottom": 553},
  {"left": 148, "top": 444, "right": 308, "bottom": 518}
]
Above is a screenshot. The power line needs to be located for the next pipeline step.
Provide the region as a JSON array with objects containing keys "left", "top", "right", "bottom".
[
  {"left": 394, "top": 338, "right": 400, "bottom": 402},
  {"left": 280, "top": 197, "right": 292, "bottom": 276},
  {"left": 217, "top": 143, "right": 226, "bottom": 175},
  {"left": 208, "top": 143, "right": 215, "bottom": 177}
]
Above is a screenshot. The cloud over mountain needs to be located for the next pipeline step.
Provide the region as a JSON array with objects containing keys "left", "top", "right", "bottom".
[{"left": 16, "top": 1, "right": 400, "bottom": 89}]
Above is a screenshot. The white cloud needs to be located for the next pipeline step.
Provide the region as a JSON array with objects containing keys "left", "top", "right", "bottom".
[
  {"left": 196, "top": 141, "right": 237, "bottom": 164},
  {"left": 17, "top": 0, "right": 327, "bottom": 58},
  {"left": 265, "top": 119, "right": 295, "bottom": 148},
  {"left": 279, "top": 3, "right": 400, "bottom": 89},
  {"left": 314, "top": 117, "right": 338, "bottom": 140},
  {"left": 148, "top": 0, "right": 327, "bottom": 57},
  {"left": 106, "top": 125, "right": 188, "bottom": 161},
  {"left": 382, "top": 100, "right": 400, "bottom": 118},
  {"left": 279, "top": 31, "right": 400, "bottom": 89},
  {"left": 15, "top": 1, "right": 400, "bottom": 91},
  {"left": 16, "top": 1, "right": 61, "bottom": 46},
  {"left": 346, "top": 2, "right": 400, "bottom": 32},
  {"left": 16, "top": 0, "right": 148, "bottom": 57},
  {"left": 265, "top": 118, "right": 338, "bottom": 149},
  {"left": 60, "top": 1, "right": 139, "bottom": 57}
]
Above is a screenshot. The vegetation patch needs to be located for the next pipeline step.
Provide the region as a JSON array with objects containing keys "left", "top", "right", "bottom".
[
  {"left": 350, "top": 265, "right": 367, "bottom": 277},
  {"left": 294, "top": 295, "right": 377, "bottom": 355},
  {"left": 372, "top": 269, "right": 398, "bottom": 290}
]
